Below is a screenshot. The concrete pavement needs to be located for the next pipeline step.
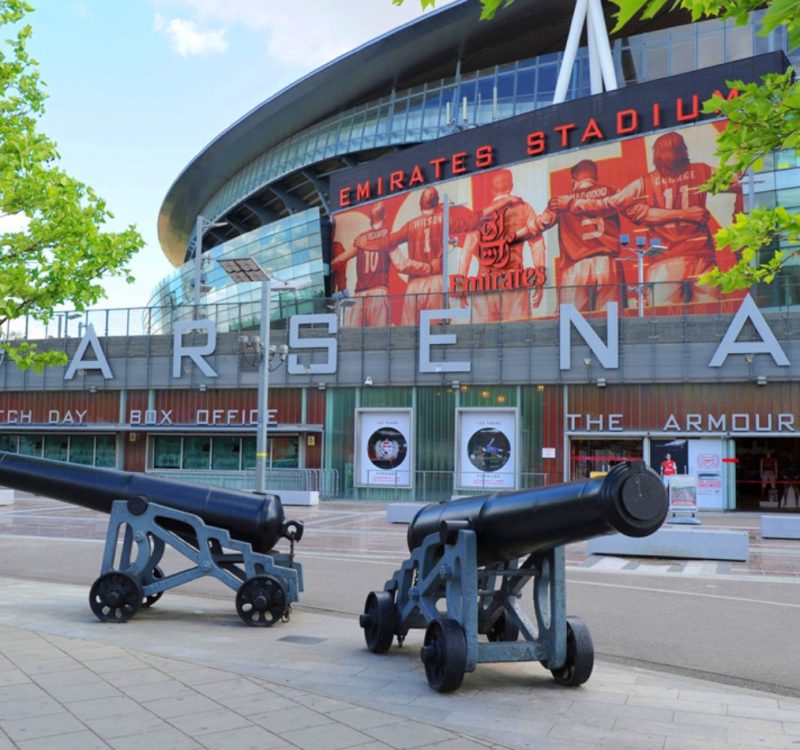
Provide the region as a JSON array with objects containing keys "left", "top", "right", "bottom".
[{"left": 2, "top": 574, "right": 800, "bottom": 749}]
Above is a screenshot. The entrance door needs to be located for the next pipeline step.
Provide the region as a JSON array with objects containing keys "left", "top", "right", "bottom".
[
  {"left": 569, "top": 438, "right": 643, "bottom": 480},
  {"left": 735, "top": 437, "right": 800, "bottom": 511}
]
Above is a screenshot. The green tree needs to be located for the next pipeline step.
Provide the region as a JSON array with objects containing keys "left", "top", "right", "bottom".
[
  {"left": 396, "top": 0, "right": 800, "bottom": 292},
  {"left": 613, "top": 0, "right": 800, "bottom": 292},
  {"left": 0, "top": 0, "right": 143, "bottom": 370}
]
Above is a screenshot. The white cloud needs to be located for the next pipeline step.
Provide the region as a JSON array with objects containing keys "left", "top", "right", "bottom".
[
  {"left": 154, "top": 11, "right": 228, "bottom": 57},
  {"left": 153, "top": 0, "right": 455, "bottom": 68}
]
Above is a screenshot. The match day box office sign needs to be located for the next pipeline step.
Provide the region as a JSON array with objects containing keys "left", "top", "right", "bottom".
[
  {"left": 456, "top": 408, "right": 518, "bottom": 491},
  {"left": 355, "top": 409, "right": 413, "bottom": 488}
]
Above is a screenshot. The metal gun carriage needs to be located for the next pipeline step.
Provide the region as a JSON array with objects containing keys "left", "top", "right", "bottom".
[
  {"left": 360, "top": 461, "right": 668, "bottom": 692},
  {"left": 0, "top": 452, "right": 303, "bottom": 626}
]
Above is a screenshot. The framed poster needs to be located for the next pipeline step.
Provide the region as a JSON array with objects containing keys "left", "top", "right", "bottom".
[
  {"left": 688, "top": 438, "right": 725, "bottom": 510},
  {"left": 668, "top": 474, "right": 699, "bottom": 515},
  {"left": 355, "top": 409, "right": 412, "bottom": 488},
  {"left": 456, "top": 408, "right": 517, "bottom": 491}
]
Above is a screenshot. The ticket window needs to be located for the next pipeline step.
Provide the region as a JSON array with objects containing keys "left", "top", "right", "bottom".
[
  {"left": 569, "top": 438, "right": 643, "bottom": 479},
  {"left": 241, "top": 436, "right": 299, "bottom": 469}
]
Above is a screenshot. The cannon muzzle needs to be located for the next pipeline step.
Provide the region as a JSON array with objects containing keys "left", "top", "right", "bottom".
[
  {"left": 0, "top": 451, "right": 294, "bottom": 553},
  {"left": 407, "top": 461, "right": 667, "bottom": 565}
]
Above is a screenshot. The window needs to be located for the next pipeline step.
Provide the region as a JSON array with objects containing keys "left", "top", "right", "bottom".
[
  {"left": 95, "top": 436, "right": 116, "bottom": 468},
  {"left": 44, "top": 436, "right": 68, "bottom": 462},
  {"left": 19, "top": 435, "right": 43, "bottom": 457},
  {"left": 183, "top": 437, "right": 211, "bottom": 470},
  {"left": 212, "top": 437, "right": 242, "bottom": 470},
  {"left": 69, "top": 436, "right": 94, "bottom": 465},
  {"left": 0, "top": 435, "right": 17, "bottom": 453},
  {"left": 153, "top": 436, "right": 181, "bottom": 469}
]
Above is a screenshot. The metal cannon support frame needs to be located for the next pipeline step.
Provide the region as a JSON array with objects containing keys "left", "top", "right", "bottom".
[
  {"left": 360, "top": 524, "right": 592, "bottom": 693},
  {"left": 89, "top": 497, "right": 303, "bottom": 627}
]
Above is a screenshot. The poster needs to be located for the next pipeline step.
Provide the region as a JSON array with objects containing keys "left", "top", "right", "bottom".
[
  {"left": 331, "top": 121, "right": 740, "bottom": 327},
  {"left": 688, "top": 438, "right": 725, "bottom": 510},
  {"left": 355, "top": 409, "right": 412, "bottom": 487},
  {"left": 456, "top": 408, "right": 517, "bottom": 490},
  {"left": 668, "top": 474, "right": 699, "bottom": 514}
]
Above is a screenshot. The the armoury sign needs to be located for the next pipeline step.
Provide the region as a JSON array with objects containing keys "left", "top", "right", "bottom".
[{"left": 328, "top": 53, "right": 785, "bottom": 328}]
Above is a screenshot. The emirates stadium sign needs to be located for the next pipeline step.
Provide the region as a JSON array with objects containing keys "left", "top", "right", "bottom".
[{"left": 328, "top": 53, "right": 786, "bottom": 329}]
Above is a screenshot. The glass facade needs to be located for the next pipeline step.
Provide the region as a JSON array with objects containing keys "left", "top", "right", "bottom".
[
  {"left": 199, "top": 10, "right": 794, "bottom": 228},
  {"left": 0, "top": 434, "right": 116, "bottom": 467},
  {"left": 158, "top": 9, "right": 797, "bottom": 324},
  {"left": 149, "top": 209, "right": 325, "bottom": 334},
  {"left": 150, "top": 435, "right": 299, "bottom": 471}
]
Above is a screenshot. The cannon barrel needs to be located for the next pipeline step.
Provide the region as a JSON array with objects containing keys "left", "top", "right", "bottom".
[
  {"left": 408, "top": 462, "right": 667, "bottom": 565},
  {"left": 0, "top": 451, "right": 290, "bottom": 553}
]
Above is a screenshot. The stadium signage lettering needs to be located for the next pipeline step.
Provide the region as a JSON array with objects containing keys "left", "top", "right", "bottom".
[
  {"left": 331, "top": 53, "right": 788, "bottom": 213},
  {"left": 336, "top": 90, "right": 739, "bottom": 210},
  {"left": 53, "top": 292, "right": 790, "bottom": 385},
  {"left": 566, "top": 412, "right": 797, "bottom": 433}
]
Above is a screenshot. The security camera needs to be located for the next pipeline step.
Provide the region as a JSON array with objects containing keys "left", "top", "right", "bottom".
[{"left": 364, "top": 376, "right": 373, "bottom": 387}]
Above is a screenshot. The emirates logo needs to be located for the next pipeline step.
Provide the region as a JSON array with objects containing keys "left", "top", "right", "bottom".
[{"left": 477, "top": 208, "right": 514, "bottom": 269}]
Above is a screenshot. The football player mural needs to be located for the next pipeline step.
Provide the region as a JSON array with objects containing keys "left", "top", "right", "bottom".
[{"left": 331, "top": 121, "right": 739, "bottom": 326}]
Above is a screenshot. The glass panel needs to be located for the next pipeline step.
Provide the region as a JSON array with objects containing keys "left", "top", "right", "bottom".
[
  {"left": 698, "top": 30, "right": 724, "bottom": 68},
  {"left": 69, "top": 435, "right": 94, "bottom": 465},
  {"left": 183, "top": 436, "right": 211, "bottom": 470},
  {"left": 726, "top": 23, "right": 752, "bottom": 61},
  {"left": 0, "top": 434, "right": 17, "bottom": 452},
  {"left": 270, "top": 436, "right": 299, "bottom": 468},
  {"left": 153, "top": 436, "right": 181, "bottom": 469},
  {"left": 95, "top": 435, "right": 116, "bottom": 468},
  {"left": 211, "top": 437, "right": 242, "bottom": 470},
  {"left": 242, "top": 437, "right": 256, "bottom": 470},
  {"left": 670, "top": 37, "right": 695, "bottom": 75},
  {"left": 44, "top": 435, "right": 68, "bottom": 462},
  {"left": 570, "top": 438, "right": 643, "bottom": 479},
  {"left": 19, "top": 435, "right": 42, "bottom": 457},
  {"left": 645, "top": 44, "right": 668, "bottom": 79}
]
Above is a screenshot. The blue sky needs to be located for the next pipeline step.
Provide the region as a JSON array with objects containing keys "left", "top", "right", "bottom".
[{"left": 24, "top": 0, "right": 453, "bottom": 308}]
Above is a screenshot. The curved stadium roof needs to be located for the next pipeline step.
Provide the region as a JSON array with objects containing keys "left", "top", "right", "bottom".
[{"left": 157, "top": 0, "right": 683, "bottom": 267}]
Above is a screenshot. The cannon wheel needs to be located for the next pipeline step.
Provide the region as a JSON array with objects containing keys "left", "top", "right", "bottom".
[
  {"left": 421, "top": 618, "right": 467, "bottom": 693},
  {"left": 487, "top": 612, "right": 519, "bottom": 642},
  {"left": 89, "top": 572, "right": 143, "bottom": 623},
  {"left": 359, "top": 591, "right": 397, "bottom": 653},
  {"left": 236, "top": 575, "right": 287, "bottom": 627},
  {"left": 142, "top": 566, "right": 164, "bottom": 608},
  {"left": 550, "top": 617, "right": 594, "bottom": 687}
]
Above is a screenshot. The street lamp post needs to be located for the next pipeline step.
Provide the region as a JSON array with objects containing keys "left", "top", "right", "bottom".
[
  {"left": 193, "top": 216, "right": 228, "bottom": 308},
  {"left": 620, "top": 234, "right": 667, "bottom": 318},
  {"left": 219, "top": 258, "right": 305, "bottom": 494}
]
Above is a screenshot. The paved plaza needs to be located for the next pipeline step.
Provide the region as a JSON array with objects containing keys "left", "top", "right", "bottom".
[{"left": 1, "top": 493, "right": 800, "bottom": 748}]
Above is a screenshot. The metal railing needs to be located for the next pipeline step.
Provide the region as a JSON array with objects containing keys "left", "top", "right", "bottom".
[
  {"left": 149, "top": 468, "right": 340, "bottom": 500},
  {"left": 9, "top": 276, "right": 800, "bottom": 342}
]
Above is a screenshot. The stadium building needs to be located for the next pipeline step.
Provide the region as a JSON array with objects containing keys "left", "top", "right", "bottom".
[{"left": 1, "top": 0, "right": 799, "bottom": 512}]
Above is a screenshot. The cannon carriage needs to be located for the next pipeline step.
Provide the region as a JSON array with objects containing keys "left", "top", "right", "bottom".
[
  {"left": 0, "top": 452, "right": 303, "bottom": 626},
  {"left": 360, "top": 461, "right": 668, "bottom": 692}
]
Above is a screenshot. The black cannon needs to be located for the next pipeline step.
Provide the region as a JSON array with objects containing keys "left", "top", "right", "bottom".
[
  {"left": 0, "top": 452, "right": 303, "bottom": 626},
  {"left": 360, "top": 462, "right": 667, "bottom": 692}
]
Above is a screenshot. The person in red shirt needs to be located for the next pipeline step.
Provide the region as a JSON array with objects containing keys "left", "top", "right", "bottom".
[
  {"left": 543, "top": 159, "right": 624, "bottom": 313},
  {"left": 660, "top": 452, "right": 677, "bottom": 486}
]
